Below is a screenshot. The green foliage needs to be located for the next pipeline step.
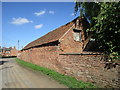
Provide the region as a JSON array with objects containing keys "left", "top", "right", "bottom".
[
  {"left": 75, "top": 1, "right": 120, "bottom": 60},
  {"left": 15, "top": 58, "right": 96, "bottom": 88},
  {"left": 75, "top": 2, "right": 100, "bottom": 26},
  {"left": 93, "top": 2, "right": 120, "bottom": 60}
]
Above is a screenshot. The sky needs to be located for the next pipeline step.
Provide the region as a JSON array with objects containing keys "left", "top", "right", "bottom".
[{"left": 2, "top": 2, "right": 79, "bottom": 50}]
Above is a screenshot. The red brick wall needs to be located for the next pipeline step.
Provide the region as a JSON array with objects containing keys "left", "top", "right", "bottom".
[
  {"left": 18, "top": 46, "right": 119, "bottom": 88},
  {"left": 11, "top": 48, "right": 17, "bottom": 56},
  {"left": 59, "top": 24, "right": 86, "bottom": 53},
  {"left": 19, "top": 46, "right": 65, "bottom": 73},
  {"left": 58, "top": 54, "right": 119, "bottom": 88}
]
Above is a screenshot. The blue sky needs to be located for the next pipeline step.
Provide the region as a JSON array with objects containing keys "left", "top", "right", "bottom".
[{"left": 2, "top": 2, "right": 79, "bottom": 50}]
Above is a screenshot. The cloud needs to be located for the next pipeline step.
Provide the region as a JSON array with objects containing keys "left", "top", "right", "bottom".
[
  {"left": 11, "top": 17, "right": 33, "bottom": 25},
  {"left": 34, "top": 24, "right": 43, "bottom": 29},
  {"left": 71, "top": 13, "right": 75, "bottom": 16},
  {"left": 48, "top": 11, "right": 55, "bottom": 14},
  {"left": 34, "top": 10, "right": 46, "bottom": 16}
]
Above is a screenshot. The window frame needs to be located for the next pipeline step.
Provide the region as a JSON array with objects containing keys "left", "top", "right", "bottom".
[{"left": 73, "top": 28, "right": 82, "bottom": 42}]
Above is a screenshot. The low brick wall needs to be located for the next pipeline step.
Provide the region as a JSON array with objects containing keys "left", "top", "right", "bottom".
[
  {"left": 19, "top": 46, "right": 65, "bottom": 73},
  {"left": 58, "top": 54, "right": 119, "bottom": 88},
  {"left": 18, "top": 47, "right": 119, "bottom": 88}
]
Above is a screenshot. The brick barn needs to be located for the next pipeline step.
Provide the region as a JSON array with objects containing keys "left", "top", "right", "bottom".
[
  {"left": 18, "top": 17, "right": 119, "bottom": 88},
  {"left": 19, "top": 16, "right": 92, "bottom": 71}
]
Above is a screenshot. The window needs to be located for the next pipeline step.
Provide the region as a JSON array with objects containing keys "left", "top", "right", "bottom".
[
  {"left": 6, "top": 51, "right": 10, "bottom": 53},
  {"left": 73, "top": 29, "right": 82, "bottom": 42}
]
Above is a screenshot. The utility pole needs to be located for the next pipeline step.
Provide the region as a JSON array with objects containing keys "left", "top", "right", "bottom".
[{"left": 18, "top": 40, "right": 19, "bottom": 50}]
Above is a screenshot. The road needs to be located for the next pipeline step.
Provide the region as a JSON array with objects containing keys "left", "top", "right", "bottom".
[{"left": 0, "top": 58, "right": 67, "bottom": 88}]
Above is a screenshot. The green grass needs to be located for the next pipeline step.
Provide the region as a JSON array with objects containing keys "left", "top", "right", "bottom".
[{"left": 15, "top": 58, "right": 96, "bottom": 88}]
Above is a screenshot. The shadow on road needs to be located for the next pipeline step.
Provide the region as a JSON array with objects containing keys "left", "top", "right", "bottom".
[
  {"left": 0, "top": 61, "right": 8, "bottom": 65},
  {"left": 0, "top": 66, "right": 13, "bottom": 70}
]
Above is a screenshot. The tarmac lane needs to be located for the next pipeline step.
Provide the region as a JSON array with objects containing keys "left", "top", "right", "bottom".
[{"left": 0, "top": 58, "right": 67, "bottom": 88}]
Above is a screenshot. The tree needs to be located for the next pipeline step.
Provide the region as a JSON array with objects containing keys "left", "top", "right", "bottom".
[
  {"left": 75, "top": 2, "right": 100, "bottom": 26},
  {"left": 75, "top": 1, "right": 120, "bottom": 61}
]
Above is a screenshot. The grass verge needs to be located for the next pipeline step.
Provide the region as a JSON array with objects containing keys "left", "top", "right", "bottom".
[{"left": 15, "top": 58, "right": 96, "bottom": 88}]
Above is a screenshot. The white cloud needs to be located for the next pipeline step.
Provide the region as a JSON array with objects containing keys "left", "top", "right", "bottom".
[
  {"left": 34, "top": 10, "right": 46, "bottom": 16},
  {"left": 11, "top": 17, "right": 33, "bottom": 25},
  {"left": 34, "top": 24, "right": 43, "bottom": 29},
  {"left": 71, "top": 13, "right": 75, "bottom": 16},
  {"left": 49, "top": 11, "right": 55, "bottom": 14}
]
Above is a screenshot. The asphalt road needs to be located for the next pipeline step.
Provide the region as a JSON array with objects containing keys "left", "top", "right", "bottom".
[{"left": 0, "top": 58, "right": 67, "bottom": 88}]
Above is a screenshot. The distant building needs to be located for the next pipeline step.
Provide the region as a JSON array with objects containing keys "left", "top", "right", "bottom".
[{"left": 0, "top": 46, "right": 17, "bottom": 57}]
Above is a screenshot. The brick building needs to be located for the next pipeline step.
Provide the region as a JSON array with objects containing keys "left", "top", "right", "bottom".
[
  {"left": 1, "top": 46, "right": 17, "bottom": 57},
  {"left": 21, "top": 17, "right": 92, "bottom": 52},
  {"left": 18, "top": 17, "right": 119, "bottom": 88}
]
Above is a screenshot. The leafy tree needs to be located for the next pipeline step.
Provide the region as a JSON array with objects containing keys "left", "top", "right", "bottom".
[
  {"left": 74, "top": 1, "right": 120, "bottom": 61},
  {"left": 75, "top": 2, "right": 100, "bottom": 26}
]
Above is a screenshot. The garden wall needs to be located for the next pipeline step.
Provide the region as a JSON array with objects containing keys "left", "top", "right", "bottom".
[
  {"left": 18, "top": 47, "right": 120, "bottom": 88},
  {"left": 58, "top": 54, "right": 119, "bottom": 88},
  {"left": 19, "top": 46, "right": 65, "bottom": 73}
]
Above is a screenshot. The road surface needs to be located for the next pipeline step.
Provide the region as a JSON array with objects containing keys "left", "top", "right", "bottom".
[{"left": 0, "top": 58, "right": 67, "bottom": 88}]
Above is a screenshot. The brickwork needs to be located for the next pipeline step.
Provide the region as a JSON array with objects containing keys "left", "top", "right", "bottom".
[
  {"left": 59, "top": 25, "right": 84, "bottom": 53},
  {"left": 19, "top": 46, "right": 65, "bottom": 73},
  {"left": 58, "top": 54, "right": 120, "bottom": 88},
  {"left": 11, "top": 47, "right": 17, "bottom": 56},
  {"left": 19, "top": 46, "right": 119, "bottom": 88},
  {"left": 1, "top": 47, "right": 17, "bottom": 56},
  {"left": 18, "top": 30, "right": 119, "bottom": 88}
]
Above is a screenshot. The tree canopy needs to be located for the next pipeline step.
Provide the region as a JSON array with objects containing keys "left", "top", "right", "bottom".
[{"left": 75, "top": 1, "right": 120, "bottom": 60}]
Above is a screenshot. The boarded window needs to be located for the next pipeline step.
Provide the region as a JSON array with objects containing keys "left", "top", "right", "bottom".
[{"left": 73, "top": 29, "right": 82, "bottom": 42}]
